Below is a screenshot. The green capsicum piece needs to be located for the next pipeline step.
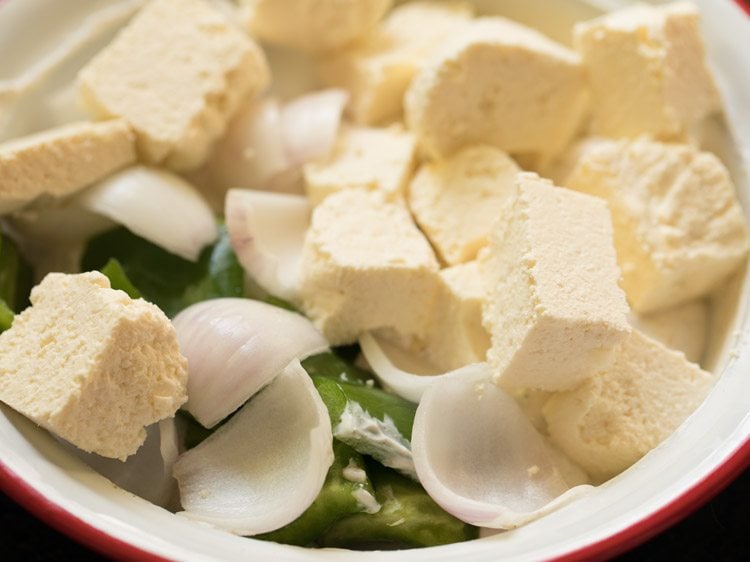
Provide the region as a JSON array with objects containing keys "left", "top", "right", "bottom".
[
  {"left": 258, "top": 441, "right": 378, "bottom": 546},
  {"left": 311, "top": 376, "right": 417, "bottom": 478},
  {"left": 317, "top": 461, "right": 478, "bottom": 549}
]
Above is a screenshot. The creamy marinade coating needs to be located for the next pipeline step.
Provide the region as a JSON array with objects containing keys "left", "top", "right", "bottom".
[{"left": 0, "top": 0, "right": 747, "bottom": 550}]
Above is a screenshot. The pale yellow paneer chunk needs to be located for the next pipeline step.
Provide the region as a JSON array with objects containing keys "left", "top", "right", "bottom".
[
  {"left": 317, "top": 1, "right": 474, "bottom": 125},
  {"left": 481, "top": 173, "right": 630, "bottom": 392},
  {"left": 405, "top": 17, "right": 588, "bottom": 159},
  {"left": 303, "top": 125, "right": 416, "bottom": 207},
  {"left": 408, "top": 145, "right": 519, "bottom": 265},
  {"left": 298, "top": 189, "right": 440, "bottom": 345},
  {"left": 241, "top": 0, "right": 392, "bottom": 53},
  {"left": 543, "top": 330, "right": 714, "bottom": 482},
  {"left": 561, "top": 137, "right": 750, "bottom": 314},
  {"left": 78, "top": 0, "right": 270, "bottom": 171},
  {"left": 0, "top": 272, "right": 188, "bottom": 461},
  {"left": 574, "top": 1, "right": 720, "bottom": 140},
  {"left": 0, "top": 120, "right": 135, "bottom": 213}
]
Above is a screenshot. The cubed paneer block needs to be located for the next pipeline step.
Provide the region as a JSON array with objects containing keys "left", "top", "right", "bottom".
[
  {"left": 242, "top": 0, "right": 392, "bottom": 53},
  {"left": 482, "top": 173, "right": 630, "bottom": 392},
  {"left": 78, "top": 0, "right": 270, "bottom": 171},
  {"left": 422, "top": 261, "right": 490, "bottom": 371},
  {"left": 298, "top": 189, "right": 440, "bottom": 345},
  {"left": 543, "top": 330, "right": 714, "bottom": 482},
  {"left": 0, "top": 120, "right": 135, "bottom": 213},
  {"left": 408, "top": 145, "right": 519, "bottom": 265},
  {"left": 404, "top": 17, "right": 588, "bottom": 159},
  {"left": 303, "top": 125, "right": 416, "bottom": 206},
  {"left": 574, "top": 2, "right": 720, "bottom": 139},
  {"left": 561, "top": 138, "right": 749, "bottom": 313},
  {"left": 0, "top": 272, "right": 187, "bottom": 460},
  {"left": 317, "top": 1, "right": 474, "bottom": 124},
  {"left": 630, "top": 299, "right": 708, "bottom": 364}
]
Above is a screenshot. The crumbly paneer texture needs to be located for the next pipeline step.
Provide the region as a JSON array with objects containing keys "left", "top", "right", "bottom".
[
  {"left": 0, "top": 272, "right": 188, "bottom": 460},
  {"left": 0, "top": 120, "right": 135, "bottom": 213},
  {"left": 482, "top": 173, "right": 630, "bottom": 392},
  {"left": 78, "top": 0, "right": 270, "bottom": 171},
  {"left": 630, "top": 299, "right": 708, "bottom": 364},
  {"left": 404, "top": 17, "right": 588, "bottom": 159},
  {"left": 408, "top": 145, "right": 520, "bottom": 265},
  {"left": 574, "top": 2, "right": 720, "bottom": 139},
  {"left": 561, "top": 137, "right": 750, "bottom": 314},
  {"left": 298, "top": 188, "right": 440, "bottom": 345},
  {"left": 543, "top": 330, "right": 714, "bottom": 482},
  {"left": 317, "top": 1, "right": 474, "bottom": 125},
  {"left": 304, "top": 125, "right": 416, "bottom": 206},
  {"left": 242, "top": 0, "right": 393, "bottom": 53},
  {"left": 422, "top": 261, "right": 490, "bottom": 371}
]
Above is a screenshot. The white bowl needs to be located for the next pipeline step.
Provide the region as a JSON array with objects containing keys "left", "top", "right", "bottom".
[{"left": 1, "top": 0, "right": 749, "bottom": 560}]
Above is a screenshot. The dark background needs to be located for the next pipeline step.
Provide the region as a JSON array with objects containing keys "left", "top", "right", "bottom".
[{"left": 1, "top": 468, "right": 748, "bottom": 561}]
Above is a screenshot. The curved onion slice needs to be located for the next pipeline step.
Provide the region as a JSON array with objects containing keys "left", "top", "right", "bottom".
[
  {"left": 62, "top": 418, "right": 181, "bottom": 509},
  {"left": 173, "top": 360, "right": 334, "bottom": 535},
  {"left": 207, "top": 97, "right": 290, "bottom": 191},
  {"left": 280, "top": 88, "right": 348, "bottom": 166},
  {"left": 172, "top": 298, "right": 328, "bottom": 428},
  {"left": 412, "top": 370, "right": 592, "bottom": 529},
  {"left": 7, "top": 202, "right": 114, "bottom": 276},
  {"left": 77, "top": 166, "right": 217, "bottom": 261},
  {"left": 225, "top": 189, "right": 309, "bottom": 301},
  {"left": 359, "top": 332, "right": 493, "bottom": 403}
]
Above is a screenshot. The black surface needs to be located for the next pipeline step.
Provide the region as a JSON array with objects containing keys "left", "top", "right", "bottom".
[{"left": 1, "top": 469, "right": 748, "bottom": 561}]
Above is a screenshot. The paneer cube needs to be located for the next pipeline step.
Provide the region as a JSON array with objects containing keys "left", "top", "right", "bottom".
[
  {"left": 78, "top": 0, "right": 270, "bottom": 171},
  {"left": 405, "top": 17, "right": 588, "bottom": 158},
  {"left": 298, "top": 189, "right": 440, "bottom": 345},
  {"left": 543, "top": 330, "right": 714, "bottom": 482},
  {"left": 561, "top": 137, "right": 750, "bottom": 313},
  {"left": 408, "top": 145, "right": 519, "bottom": 265},
  {"left": 482, "top": 173, "right": 630, "bottom": 391},
  {"left": 0, "top": 120, "right": 135, "bottom": 213},
  {"left": 0, "top": 272, "right": 188, "bottom": 460},
  {"left": 303, "top": 125, "right": 416, "bottom": 206},
  {"left": 574, "top": 2, "right": 720, "bottom": 139},
  {"left": 241, "top": 0, "right": 392, "bottom": 53},
  {"left": 422, "top": 261, "right": 490, "bottom": 371},
  {"left": 317, "top": 1, "right": 474, "bottom": 124}
]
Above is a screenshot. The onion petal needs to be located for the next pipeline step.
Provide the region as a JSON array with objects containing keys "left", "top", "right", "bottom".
[
  {"left": 359, "top": 332, "right": 493, "bottom": 403},
  {"left": 206, "top": 97, "right": 290, "bottom": 192},
  {"left": 76, "top": 166, "right": 217, "bottom": 261},
  {"left": 412, "top": 370, "right": 592, "bottom": 529},
  {"left": 173, "top": 360, "right": 334, "bottom": 535},
  {"left": 280, "top": 88, "right": 348, "bottom": 166},
  {"left": 225, "top": 189, "right": 309, "bottom": 301},
  {"left": 62, "top": 417, "right": 181, "bottom": 509},
  {"left": 172, "top": 298, "right": 328, "bottom": 428},
  {"left": 6, "top": 201, "right": 115, "bottom": 277}
]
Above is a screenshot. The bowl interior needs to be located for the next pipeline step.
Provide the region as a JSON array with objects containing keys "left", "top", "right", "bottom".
[{"left": 1, "top": 0, "right": 749, "bottom": 560}]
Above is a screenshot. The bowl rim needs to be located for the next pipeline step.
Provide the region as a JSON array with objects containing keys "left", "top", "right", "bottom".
[{"left": 1, "top": 0, "right": 750, "bottom": 561}]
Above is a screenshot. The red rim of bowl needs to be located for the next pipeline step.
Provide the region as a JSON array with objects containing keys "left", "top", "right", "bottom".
[{"left": 1, "top": 0, "right": 749, "bottom": 560}]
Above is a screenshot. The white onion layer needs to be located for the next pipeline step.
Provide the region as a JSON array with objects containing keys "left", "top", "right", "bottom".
[
  {"left": 280, "top": 88, "right": 348, "bottom": 166},
  {"left": 207, "top": 98, "right": 290, "bottom": 191},
  {"left": 172, "top": 298, "right": 328, "bottom": 428},
  {"left": 77, "top": 165, "right": 217, "bottom": 261},
  {"left": 359, "top": 332, "right": 493, "bottom": 403},
  {"left": 412, "top": 370, "right": 592, "bottom": 529},
  {"left": 173, "top": 360, "right": 334, "bottom": 536},
  {"left": 225, "top": 189, "right": 310, "bottom": 301}
]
